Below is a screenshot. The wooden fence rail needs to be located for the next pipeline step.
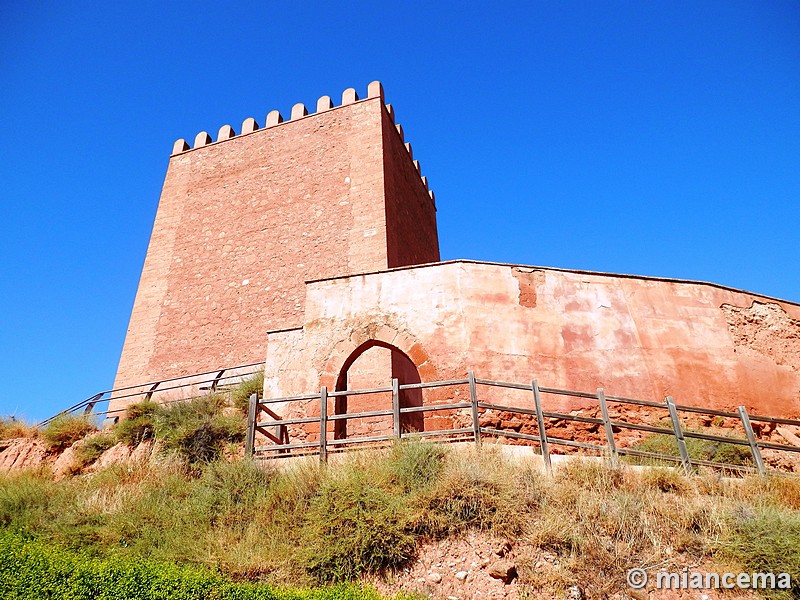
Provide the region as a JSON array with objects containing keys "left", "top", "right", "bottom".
[{"left": 246, "top": 371, "right": 800, "bottom": 476}]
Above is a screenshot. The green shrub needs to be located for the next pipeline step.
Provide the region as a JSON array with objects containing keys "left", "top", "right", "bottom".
[
  {"left": 627, "top": 431, "right": 754, "bottom": 468},
  {"left": 0, "top": 530, "right": 393, "bottom": 600},
  {"left": 154, "top": 396, "right": 245, "bottom": 464},
  {"left": 75, "top": 432, "right": 117, "bottom": 466},
  {"left": 719, "top": 506, "right": 800, "bottom": 599},
  {"left": 114, "top": 401, "right": 159, "bottom": 447},
  {"left": 384, "top": 441, "right": 447, "bottom": 493},
  {"left": 42, "top": 415, "right": 97, "bottom": 451},
  {"left": 299, "top": 469, "right": 416, "bottom": 583},
  {"left": 231, "top": 372, "right": 265, "bottom": 412},
  {"left": 413, "top": 450, "right": 524, "bottom": 537}
]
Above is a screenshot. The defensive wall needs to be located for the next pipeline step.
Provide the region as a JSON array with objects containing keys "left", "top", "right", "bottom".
[
  {"left": 263, "top": 260, "right": 800, "bottom": 440},
  {"left": 111, "top": 81, "right": 800, "bottom": 431}
]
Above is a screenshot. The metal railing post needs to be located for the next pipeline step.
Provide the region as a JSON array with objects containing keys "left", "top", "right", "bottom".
[
  {"left": 392, "top": 378, "right": 401, "bottom": 439},
  {"left": 737, "top": 406, "right": 767, "bottom": 475},
  {"left": 319, "top": 386, "right": 328, "bottom": 463},
  {"left": 245, "top": 393, "right": 257, "bottom": 457},
  {"left": 597, "top": 388, "right": 618, "bottom": 465},
  {"left": 532, "top": 379, "right": 551, "bottom": 473},
  {"left": 666, "top": 396, "right": 692, "bottom": 475},
  {"left": 468, "top": 371, "right": 481, "bottom": 446}
]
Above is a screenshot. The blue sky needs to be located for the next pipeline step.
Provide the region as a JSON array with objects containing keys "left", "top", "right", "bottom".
[{"left": 1, "top": 1, "right": 798, "bottom": 422}]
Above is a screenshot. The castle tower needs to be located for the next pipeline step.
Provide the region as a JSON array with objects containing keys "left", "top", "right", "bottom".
[{"left": 111, "top": 82, "right": 439, "bottom": 411}]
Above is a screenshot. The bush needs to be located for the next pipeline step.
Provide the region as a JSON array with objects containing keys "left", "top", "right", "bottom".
[
  {"left": 114, "top": 401, "right": 159, "bottom": 447},
  {"left": 74, "top": 432, "right": 117, "bottom": 466},
  {"left": 720, "top": 506, "right": 800, "bottom": 599},
  {"left": 231, "top": 372, "right": 265, "bottom": 412},
  {"left": 627, "top": 431, "right": 754, "bottom": 468},
  {"left": 299, "top": 469, "right": 416, "bottom": 583},
  {"left": 413, "top": 449, "right": 524, "bottom": 537},
  {"left": 42, "top": 415, "right": 97, "bottom": 451},
  {"left": 384, "top": 441, "right": 447, "bottom": 493},
  {"left": 153, "top": 396, "right": 245, "bottom": 464},
  {"left": 0, "top": 417, "right": 34, "bottom": 440},
  {"left": 0, "top": 530, "right": 393, "bottom": 600}
]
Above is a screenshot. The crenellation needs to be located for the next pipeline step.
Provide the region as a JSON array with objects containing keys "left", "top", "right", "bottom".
[
  {"left": 172, "top": 139, "right": 189, "bottom": 155},
  {"left": 291, "top": 103, "right": 308, "bottom": 120},
  {"left": 316, "top": 96, "right": 333, "bottom": 112},
  {"left": 266, "top": 110, "right": 283, "bottom": 127},
  {"left": 217, "top": 125, "right": 236, "bottom": 141},
  {"left": 166, "top": 82, "right": 433, "bottom": 200},
  {"left": 194, "top": 131, "right": 211, "bottom": 148},
  {"left": 241, "top": 118, "right": 259, "bottom": 134},
  {"left": 342, "top": 87, "right": 359, "bottom": 105},
  {"left": 367, "top": 80, "right": 384, "bottom": 100}
]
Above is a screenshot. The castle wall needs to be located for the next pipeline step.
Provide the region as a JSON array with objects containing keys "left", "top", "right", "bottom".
[
  {"left": 112, "top": 85, "right": 439, "bottom": 411},
  {"left": 381, "top": 108, "right": 440, "bottom": 267},
  {"left": 264, "top": 261, "right": 800, "bottom": 428}
]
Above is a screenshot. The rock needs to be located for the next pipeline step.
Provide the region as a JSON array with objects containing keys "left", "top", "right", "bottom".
[
  {"left": 568, "top": 585, "right": 584, "bottom": 600},
  {"left": 455, "top": 571, "right": 468, "bottom": 582},
  {"left": 130, "top": 439, "right": 153, "bottom": 463},
  {"left": 90, "top": 442, "right": 131, "bottom": 471},
  {"left": 777, "top": 426, "right": 800, "bottom": 447},
  {"left": 0, "top": 438, "right": 49, "bottom": 472},
  {"left": 494, "top": 541, "right": 512, "bottom": 557},
  {"left": 428, "top": 572, "right": 443, "bottom": 583},
  {"left": 52, "top": 445, "right": 79, "bottom": 480},
  {"left": 628, "top": 590, "right": 649, "bottom": 600},
  {"left": 488, "top": 560, "right": 517, "bottom": 584}
]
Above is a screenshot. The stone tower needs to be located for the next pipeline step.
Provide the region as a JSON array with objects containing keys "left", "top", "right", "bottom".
[{"left": 111, "top": 82, "right": 438, "bottom": 411}]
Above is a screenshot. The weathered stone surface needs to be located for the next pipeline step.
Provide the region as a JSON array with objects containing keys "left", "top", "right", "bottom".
[
  {"left": 487, "top": 560, "right": 517, "bottom": 583},
  {"left": 52, "top": 445, "right": 79, "bottom": 480},
  {"left": 0, "top": 438, "right": 49, "bottom": 472},
  {"left": 90, "top": 443, "right": 131, "bottom": 471},
  {"left": 112, "top": 93, "right": 438, "bottom": 414}
]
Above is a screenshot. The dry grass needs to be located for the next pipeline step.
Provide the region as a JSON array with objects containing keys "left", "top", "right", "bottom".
[{"left": 0, "top": 442, "right": 797, "bottom": 597}]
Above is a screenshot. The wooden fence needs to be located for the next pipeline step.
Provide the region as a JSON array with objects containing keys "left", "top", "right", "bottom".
[{"left": 246, "top": 372, "right": 800, "bottom": 475}]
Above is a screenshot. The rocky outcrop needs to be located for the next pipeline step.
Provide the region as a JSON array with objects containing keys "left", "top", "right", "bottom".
[{"left": 0, "top": 438, "right": 49, "bottom": 472}]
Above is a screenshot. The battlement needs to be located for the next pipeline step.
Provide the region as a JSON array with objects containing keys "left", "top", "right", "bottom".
[
  {"left": 112, "top": 81, "right": 441, "bottom": 401},
  {"left": 171, "top": 81, "right": 435, "bottom": 207}
]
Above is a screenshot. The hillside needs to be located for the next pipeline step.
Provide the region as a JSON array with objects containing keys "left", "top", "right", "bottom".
[{"left": 1, "top": 398, "right": 799, "bottom": 600}]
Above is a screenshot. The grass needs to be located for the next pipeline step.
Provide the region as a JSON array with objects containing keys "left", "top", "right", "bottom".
[
  {"left": 0, "top": 417, "right": 35, "bottom": 441},
  {"left": 231, "top": 372, "right": 265, "bottom": 412},
  {"left": 626, "top": 428, "right": 755, "bottom": 468},
  {"left": 41, "top": 414, "right": 98, "bottom": 451},
  {"left": 0, "top": 438, "right": 798, "bottom": 597}
]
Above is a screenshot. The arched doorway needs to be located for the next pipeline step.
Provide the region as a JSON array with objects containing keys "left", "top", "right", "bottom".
[{"left": 334, "top": 340, "right": 424, "bottom": 439}]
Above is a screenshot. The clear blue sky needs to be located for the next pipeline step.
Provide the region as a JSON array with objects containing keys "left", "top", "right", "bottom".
[{"left": 2, "top": 1, "right": 798, "bottom": 422}]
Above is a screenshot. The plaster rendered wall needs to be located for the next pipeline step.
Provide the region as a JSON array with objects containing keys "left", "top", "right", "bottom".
[
  {"left": 112, "top": 89, "right": 439, "bottom": 413},
  {"left": 264, "top": 261, "right": 800, "bottom": 441}
]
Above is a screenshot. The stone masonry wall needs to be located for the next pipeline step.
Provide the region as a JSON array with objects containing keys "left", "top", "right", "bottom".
[
  {"left": 112, "top": 85, "right": 439, "bottom": 414},
  {"left": 264, "top": 261, "right": 800, "bottom": 441}
]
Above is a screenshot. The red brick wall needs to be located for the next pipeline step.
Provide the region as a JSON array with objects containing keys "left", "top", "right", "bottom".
[
  {"left": 382, "top": 108, "right": 440, "bottom": 267},
  {"left": 113, "top": 95, "right": 440, "bottom": 402}
]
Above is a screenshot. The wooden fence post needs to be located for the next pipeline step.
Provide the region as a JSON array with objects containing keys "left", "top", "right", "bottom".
[
  {"left": 392, "top": 378, "right": 401, "bottom": 439},
  {"left": 319, "top": 386, "right": 328, "bottom": 463},
  {"left": 532, "top": 380, "right": 551, "bottom": 473},
  {"left": 468, "top": 371, "right": 481, "bottom": 446},
  {"left": 666, "top": 396, "right": 692, "bottom": 475},
  {"left": 245, "top": 392, "right": 257, "bottom": 457},
  {"left": 597, "top": 388, "right": 618, "bottom": 465},
  {"left": 737, "top": 406, "right": 767, "bottom": 475}
]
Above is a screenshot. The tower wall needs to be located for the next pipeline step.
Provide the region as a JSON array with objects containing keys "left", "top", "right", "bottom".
[{"left": 112, "top": 85, "right": 438, "bottom": 410}]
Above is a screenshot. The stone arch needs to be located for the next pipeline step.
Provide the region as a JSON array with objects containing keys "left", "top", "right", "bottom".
[{"left": 321, "top": 326, "right": 432, "bottom": 439}]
